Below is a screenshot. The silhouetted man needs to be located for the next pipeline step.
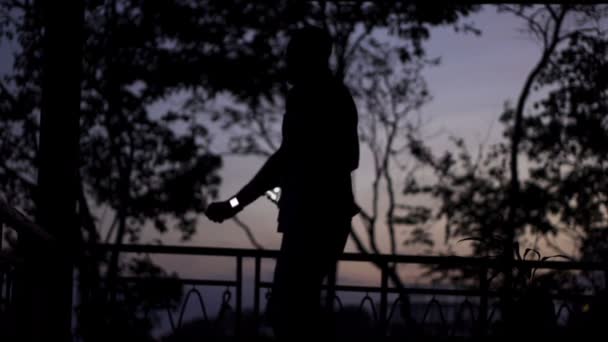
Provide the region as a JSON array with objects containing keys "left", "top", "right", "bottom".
[{"left": 206, "top": 26, "right": 359, "bottom": 339}]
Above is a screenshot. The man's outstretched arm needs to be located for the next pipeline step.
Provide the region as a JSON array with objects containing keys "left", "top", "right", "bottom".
[
  {"left": 206, "top": 147, "right": 283, "bottom": 223},
  {"left": 234, "top": 147, "right": 283, "bottom": 208}
]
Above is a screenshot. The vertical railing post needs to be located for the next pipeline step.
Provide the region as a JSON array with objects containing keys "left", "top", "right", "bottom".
[
  {"left": 326, "top": 260, "right": 337, "bottom": 313},
  {"left": 253, "top": 255, "right": 262, "bottom": 322},
  {"left": 0, "top": 220, "right": 4, "bottom": 304},
  {"left": 0, "top": 219, "right": 4, "bottom": 339},
  {"left": 235, "top": 255, "right": 243, "bottom": 337},
  {"left": 379, "top": 264, "right": 389, "bottom": 335},
  {"left": 478, "top": 261, "right": 489, "bottom": 337}
]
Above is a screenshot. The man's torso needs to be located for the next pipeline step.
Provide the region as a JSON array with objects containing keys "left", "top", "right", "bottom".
[{"left": 277, "top": 74, "right": 359, "bottom": 231}]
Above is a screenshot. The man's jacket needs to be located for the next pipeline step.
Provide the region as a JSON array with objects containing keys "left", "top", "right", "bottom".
[{"left": 235, "top": 71, "right": 360, "bottom": 232}]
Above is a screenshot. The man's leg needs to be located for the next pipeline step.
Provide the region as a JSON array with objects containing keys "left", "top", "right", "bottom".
[
  {"left": 266, "top": 234, "right": 290, "bottom": 339},
  {"left": 267, "top": 230, "right": 321, "bottom": 339},
  {"left": 268, "top": 219, "right": 351, "bottom": 339},
  {"left": 318, "top": 219, "right": 351, "bottom": 338},
  {"left": 278, "top": 218, "right": 351, "bottom": 339}
]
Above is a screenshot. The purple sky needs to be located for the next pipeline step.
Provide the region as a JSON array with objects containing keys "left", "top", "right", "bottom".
[{"left": 147, "top": 6, "right": 544, "bottom": 253}]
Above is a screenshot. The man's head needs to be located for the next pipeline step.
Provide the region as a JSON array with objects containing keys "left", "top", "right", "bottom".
[{"left": 286, "top": 26, "right": 332, "bottom": 84}]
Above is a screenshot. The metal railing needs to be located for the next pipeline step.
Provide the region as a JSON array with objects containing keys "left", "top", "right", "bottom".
[
  {"left": 0, "top": 200, "right": 57, "bottom": 339},
  {"left": 91, "top": 243, "right": 608, "bottom": 339},
  {"left": 2, "top": 198, "right": 608, "bottom": 339}
]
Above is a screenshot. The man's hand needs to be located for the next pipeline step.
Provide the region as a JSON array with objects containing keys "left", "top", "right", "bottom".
[{"left": 205, "top": 201, "right": 238, "bottom": 223}]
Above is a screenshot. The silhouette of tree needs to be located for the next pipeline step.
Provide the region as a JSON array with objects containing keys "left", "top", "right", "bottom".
[
  {"left": 345, "top": 34, "right": 436, "bottom": 285},
  {"left": 523, "top": 25, "right": 608, "bottom": 270},
  {"left": 0, "top": 0, "right": 226, "bottom": 338},
  {"left": 406, "top": 5, "right": 608, "bottom": 299}
]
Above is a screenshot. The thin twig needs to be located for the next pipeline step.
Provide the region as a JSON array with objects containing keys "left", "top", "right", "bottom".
[{"left": 232, "top": 215, "right": 264, "bottom": 250}]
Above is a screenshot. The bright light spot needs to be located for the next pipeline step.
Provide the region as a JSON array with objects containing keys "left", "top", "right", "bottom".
[
  {"left": 267, "top": 192, "right": 277, "bottom": 201},
  {"left": 229, "top": 197, "right": 239, "bottom": 208},
  {"left": 265, "top": 187, "right": 281, "bottom": 203}
]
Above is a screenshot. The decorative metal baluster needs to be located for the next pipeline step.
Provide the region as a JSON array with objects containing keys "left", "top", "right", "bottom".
[
  {"left": 479, "top": 262, "right": 489, "bottom": 337},
  {"left": 235, "top": 256, "right": 243, "bottom": 337},
  {"left": 253, "top": 256, "right": 261, "bottom": 327},
  {"left": 379, "top": 265, "right": 388, "bottom": 335}
]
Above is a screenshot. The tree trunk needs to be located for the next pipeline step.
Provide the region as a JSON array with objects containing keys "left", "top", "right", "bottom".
[{"left": 15, "top": 1, "right": 83, "bottom": 341}]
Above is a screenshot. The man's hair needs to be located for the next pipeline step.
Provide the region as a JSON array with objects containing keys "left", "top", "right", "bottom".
[{"left": 288, "top": 26, "right": 332, "bottom": 62}]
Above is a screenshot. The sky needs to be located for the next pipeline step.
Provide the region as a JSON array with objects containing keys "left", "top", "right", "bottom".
[
  {"left": 0, "top": 4, "right": 572, "bottom": 335},
  {"left": 141, "top": 5, "right": 545, "bottom": 253},
  {"left": 0, "top": 5, "right": 545, "bottom": 253}
]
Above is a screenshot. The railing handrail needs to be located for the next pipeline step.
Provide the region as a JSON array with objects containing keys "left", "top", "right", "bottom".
[
  {"left": 91, "top": 243, "right": 608, "bottom": 271},
  {"left": 111, "top": 276, "right": 597, "bottom": 300},
  {"left": 0, "top": 199, "right": 55, "bottom": 243},
  {"left": 61, "top": 242, "right": 608, "bottom": 338}
]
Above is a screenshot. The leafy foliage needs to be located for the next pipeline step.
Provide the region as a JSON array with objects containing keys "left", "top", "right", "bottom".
[
  {"left": 525, "top": 32, "right": 608, "bottom": 262},
  {"left": 406, "top": 6, "right": 608, "bottom": 296}
]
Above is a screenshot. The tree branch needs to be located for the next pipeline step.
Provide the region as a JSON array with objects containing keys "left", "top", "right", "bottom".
[
  {"left": 0, "top": 161, "right": 36, "bottom": 188},
  {"left": 343, "top": 25, "right": 373, "bottom": 66},
  {"left": 232, "top": 215, "right": 264, "bottom": 250},
  {"left": 251, "top": 107, "right": 279, "bottom": 153},
  {"left": 0, "top": 80, "right": 19, "bottom": 109},
  {"left": 383, "top": 89, "right": 400, "bottom": 256},
  {"left": 545, "top": 4, "right": 559, "bottom": 22},
  {"left": 508, "top": 4, "right": 568, "bottom": 243},
  {"left": 349, "top": 224, "right": 371, "bottom": 255}
]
